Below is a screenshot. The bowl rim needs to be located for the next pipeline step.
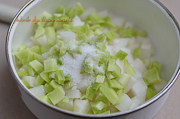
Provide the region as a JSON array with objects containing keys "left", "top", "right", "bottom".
[{"left": 5, "top": 0, "right": 180, "bottom": 118}]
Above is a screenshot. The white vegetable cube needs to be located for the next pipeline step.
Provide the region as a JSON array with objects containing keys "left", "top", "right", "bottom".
[
  {"left": 35, "top": 35, "right": 48, "bottom": 47},
  {"left": 77, "top": 79, "right": 89, "bottom": 92},
  {"left": 129, "top": 97, "right": 141, "bottom": 109},
  {"left": 140, "top": 40, "right": 153, "bottom": 59},
  {"left": 58, "top": 31, "right": 76, "bottom": 42},
  {"left": 115, "top": 94, "right": 132, "bottom": 112},
  {"left": 133, "top": 59, "right": 146, "bottom": 74},
  {"left": 72, "top": 16, "right": 85, "bottom": 26},
  {"left": 126, "top": 77, "right": 137, "bottom": 93},
  {"left": 73, "top": 99, "right": 91, "bottom": 114},
  {"left": 66, "top": 89, "right": 81, "bottom": 99},
  {"left": 131, "top": 79, "right": 147, "bottom": 103},
  {"left": 29, "top": 85, "right": 45, "bottom": 98},
  {"left": 57, "top": 99, "right": 74, "bottom": 111},
  {"left": 22, "top": 76, "right": 36, "bottom": 88},
  {"left": 127, "top": 38, "right": 140, "bottom": 51}
]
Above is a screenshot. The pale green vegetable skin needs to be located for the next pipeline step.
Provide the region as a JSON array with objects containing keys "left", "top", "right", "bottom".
[{"left": 14, "top": 3, "right": 163, "bottom": 114}]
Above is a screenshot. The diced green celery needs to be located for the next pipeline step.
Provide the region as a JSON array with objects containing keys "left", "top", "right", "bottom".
[
  {"left": 44, "top": 83, "right": 54, "bottom": 94},
  {"left": 55, "top": 70, "right": 66, "bottom": 85},
  {"left": 47, "top": 87, "right": 65, "bottom": 105},
  {"left": 44, "top": 58, "right": 58, "bottom": 72},
  {"left": 116, "top": 90, "right": 124, "bottom": 104},
  {"left": 40, "top": 95, "right": 52, "bottom": 104},
  {"left": 29, "top": 60, "right": 44, "bottom": 73},
  {"left": 146, "top": 87, "right": 157, "bottom": 99},
  {"left": 108, "top": 80, "right": 123, "bottom": 89},
  {"left": 56, "top": 6, "right": 66, "bottom": 14},
  {"left": 40, "top": 72, "right": 51, "bottom": 83},
  {"left": 118, "top": 74, "right": 130, "bottom": 87},
  {"left": 17, "top": 45, "right": 26, "bottom": 51},
  {"left": 85, "top": 13, "right": 104, "bottom": 25},
  {"left": 33, "top": 26, "right": 45, "bottom": 40},
  {"left": 106, "top": 72, "right": 115, "bottom": 80},
  {"left": 95, "top": 75, "right": 105, "bottom": 83},
  {"left": 145, "top": 68, "right": 162, "bottom": 85},
  {"left": 107, "top": 59, "right": 121, "bottom": 78},
  {"left": 91, "top": 101, "right": 107, "bottom": 114},
  {"left": 65, "top": 81, "right": 74, "bottom": 89},
  {"left": 117, "top": 27, "right": 136, "bottom": 38},
  {"left": 75, "top": 3, "right": 85, "bottom": 16},
  {"left": 124, "top": 59, "right": 136, "bottom": 76},
  {"left": 96, "top": 93, "right": 110, "bottom": 105},
  {"left": 96, "top": 42, "right": 106, "bottom": 51},
  {"left": 27, "top": 66, "right": 35, "bottom": 76},
  {"left": 18, "top": 67, "right": 28, "bottom": 77},
  {"left": 100, "top": 83, "right": 119, "bottom": 105},
  {"left": 61, "top": 96, "right": 69, "bottom": 103},
  {"left": 22, "top": 80, "right": 31, "bottom": 89},
  {"left": 15, "top": 49, "right": 41, "bottom": 65},
  {"left": 65, "top": 74, "right": 71, "bottom": 82},
  {"left": 149, "top": 61, "right": 161, "bottom": 73},
  {"left": 86, "top": 87, "right": 96, "bottom": 101},
  {"left": 91, "top": 83, "right": 101, "bottom": 91},
  {"left": 49, "top": 72, "right": 56, "bottom": 79},
  {"left": 133, "top": 48, "right": 141, "bottom": 59},
  {"left": 49, "top": 80, "right": 61, "bottom": 89},
  {"left": 116, "top": 50, "right": 128, "bottom": 60},
  {"left": 67, "top": 8, "right": 76, "bottom": 18},
  {"left": 82, "top": 61, "right": 93, "bottom": 74},
  {"left": 40, "top": 46, "right": 48, "bottom": 55},
  {"left": 35, "top": 76, "right": 45, "bottom": 86},
  {"left": 38, "top": 11, "right": 52, "bottom": 27},
  {"left": 105, "top": 31, "right": 117, "bottom": 41},
  {"left": 102, "top": 16, "right": 115, "bottom": 28},
  {"left": 30, "top": 46, "right": 40, "bottom": 54},
  {"left": 45, "top": 27, "right": 56, "bottom": 46}
]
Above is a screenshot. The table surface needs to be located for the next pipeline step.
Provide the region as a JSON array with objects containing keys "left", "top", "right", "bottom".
[{"left": 0, "top": 0, "right": 179, "bottom": 119}]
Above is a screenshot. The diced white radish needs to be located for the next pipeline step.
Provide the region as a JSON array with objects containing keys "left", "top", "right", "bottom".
[
  {"left": 131, "top": 79, "right": 147, "bottom": 103},
  {"left": 154, "top": 80, "right": 167, "bottom": 92},
  {"left": 57, "top": 99, "right": 74, "bottom": 111},
  {"left": 126, "top": 77, "right": 137, "bottom": 93},
  {"left": 106, "top": 38, "right": 130, "bottom": 56},
  {"left": 73, "top": 99, "right": 91, "bottom": 114},
  {"left": 72, "top": 16, "right": 84, "bottom": 26},
  {"left": 77, "top": 79, "right": 89, "bottom": 92},
  {"left": 29, "top": 85, "right": 45, "bottom": 98},
  {"left": 22, "top": 76, "right": 36, "bottom": 87},
  {"left": 115, "top": 94, "right": 132, "bottom": 112},
  {"left": 129, "top": 97, "right": 141, "bottom": 109},
  {"left": 140, "top": 39, "right": 154, "bottom": 59},
  {"left": 133, "top": 59, "right": 146, "bottom": 74},
  {"left": 66, "top": 89, "right": 81, "bottom": 99},
  {"left": 127, "top": 38, "right": 140, "bottom": 51},
  {"left": 134, "top": 70, "right": 143, "bottom": 79},
  {"left": 35, "top": 35, "right": 48, "bottom": 47},
  {"left": 58, "top": 31, "right": 76, "bottom": 42}
]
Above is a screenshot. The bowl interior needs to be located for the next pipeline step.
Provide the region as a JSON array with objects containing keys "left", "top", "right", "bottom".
[{"left": 7, "top": 0, "right": 180, "bottom": 115}]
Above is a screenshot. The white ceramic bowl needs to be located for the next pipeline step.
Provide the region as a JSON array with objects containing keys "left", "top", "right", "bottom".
[{"left": 6, "top": 0, "right": 180, "bottom": 119}]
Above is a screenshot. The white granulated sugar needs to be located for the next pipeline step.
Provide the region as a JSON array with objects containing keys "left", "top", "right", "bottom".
[{"left": 59, "top": 44, "right": 97, "bottom": 86}]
